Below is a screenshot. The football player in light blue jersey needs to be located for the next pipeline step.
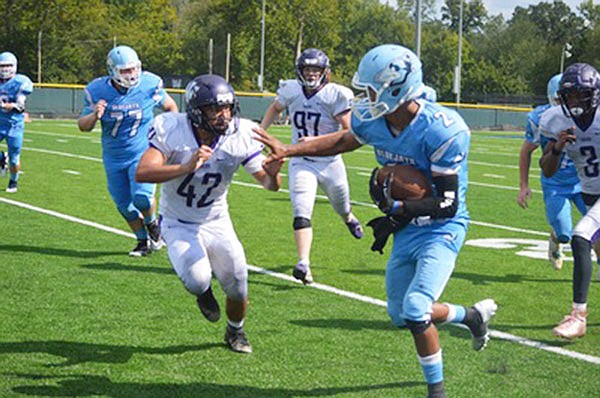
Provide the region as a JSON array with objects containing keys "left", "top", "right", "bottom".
[
  {"left": 518, "top": 74, "right": 585, "bottom": 270},
  {"left": 78, "top": 45, "right": 178, "bottom": 256},
  {"left": 0, "top": 51, "right": 33, "bottom": 193},
  {"left": 254, "top": 44, "right": 497, "bottom": 398}
]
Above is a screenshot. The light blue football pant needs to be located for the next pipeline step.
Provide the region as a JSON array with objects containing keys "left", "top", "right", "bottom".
[
  {"left": 104, "top": 156, "right": 156, "bottom": 222},
  {"left": 386, "top": 221, "right": 467, "bottom": 327},
  {"left": 543, "top": 187, "right": 586, "bottom": 243}
]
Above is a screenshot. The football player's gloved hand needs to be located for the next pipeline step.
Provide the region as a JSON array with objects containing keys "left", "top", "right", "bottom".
[
  {"left": 366, "top": 215, "right": 410, "bottom": 254},
  {"left": 369, "top": 167, "right": 396, "bottom": 214}
]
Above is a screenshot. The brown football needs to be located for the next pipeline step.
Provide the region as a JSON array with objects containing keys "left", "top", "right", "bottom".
[{"left": 377, "top": 164, "right": 433, "bottom": 200}]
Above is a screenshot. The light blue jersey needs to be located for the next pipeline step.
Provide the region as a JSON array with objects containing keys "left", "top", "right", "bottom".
[
  {"left": 0, "top": 74, "right": 33, "bottom": 135},
  {"left": 352, "top": 99, "right": 470, "bottom": 227},
  {"left": 351, "top": 100, "right": 471, "bottom": 328},
  {"left": 81, "top": 71, "right": 167, "bottom": 163},
  {"left": 525, "top": 104, "right": 580, "bottom": 192}
]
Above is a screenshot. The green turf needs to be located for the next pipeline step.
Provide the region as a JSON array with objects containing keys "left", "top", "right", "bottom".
[{"left": 0, "top": 120, "right": 598, "bottom": 397}]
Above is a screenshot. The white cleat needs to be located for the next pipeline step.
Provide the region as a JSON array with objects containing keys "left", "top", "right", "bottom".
[
  {"left": 548, "top": 235, "right": 564, "bottom": 270},
  {"left": 552, "top": 311, "right": 587, "bottom": 340},
  {"left": 470, "top": 299, "right": 498, "bottom": 351}
]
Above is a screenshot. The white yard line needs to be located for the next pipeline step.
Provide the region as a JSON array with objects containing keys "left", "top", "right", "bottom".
[{"left": 1, "top": 196, "right": 598, "bottom": 366}]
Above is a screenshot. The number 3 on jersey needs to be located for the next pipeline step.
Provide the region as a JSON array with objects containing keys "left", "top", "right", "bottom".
[
  {"left": 293, "top": 111, "right": 321, "bottom": 138},
  {"left": 177, "top": 172, "right": 222, "bottom": 207}
]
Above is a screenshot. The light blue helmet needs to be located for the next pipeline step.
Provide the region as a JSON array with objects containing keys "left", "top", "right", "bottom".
[
  {"left": 547, "top": 73, "right": 562, "bottom": 106},
  {"left": 420, "top": 85, "right": 437, "bottom": 102},
  {"left": 107, "top": 45, "right": 142, "bottom": 88},
  {"left": 351, "top": 44, "right": 423, "bottom": 121},
  {"left": 0, "top": 52, "right": 17, "bottom": 80}
]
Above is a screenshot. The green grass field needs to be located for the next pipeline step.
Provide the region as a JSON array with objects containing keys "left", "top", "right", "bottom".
[{"left": 1, "top": 120, "right": 599, "bottom": 397}]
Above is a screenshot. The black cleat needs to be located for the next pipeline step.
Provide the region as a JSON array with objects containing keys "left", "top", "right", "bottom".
[
  {"left": 128, "top": 239, "right": 149, "bottom": 257},
  {"left": 196, "top": 286, "right": 220, "bottom": 322},
  {"left": 427, "top": 381, "right": 446, "bottom": 398},
  {"left": 146, "top": 219, "right": 165, "bottom": 251},
  {"left": 6, "top": 179, "right": 17, "bottom": 193},
  {"left": 463, "top": 299, "right": 498, "bottom": 351},
  {"left": 224, "top": 325, "right": 252, "bottom": 353}
]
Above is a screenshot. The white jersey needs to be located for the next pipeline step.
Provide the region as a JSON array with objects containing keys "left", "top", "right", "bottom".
[
  {"left": 276, "top": 79, "right": 353, "bottom": 162},
  {"left": 149, "top": 113, "right": 265, "bottom": 223},
  {"left": 540, "top": 106, "right": 600, "bottom": 194}
]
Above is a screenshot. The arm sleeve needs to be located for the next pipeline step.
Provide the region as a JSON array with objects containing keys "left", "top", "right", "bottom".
[{"left": 402, "top": 174, "right": 458, "bottom": 219}]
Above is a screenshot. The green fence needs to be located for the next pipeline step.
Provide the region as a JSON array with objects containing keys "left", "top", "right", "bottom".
[{"left": 26, "top": 85, "right": 530, "bottom": 130}]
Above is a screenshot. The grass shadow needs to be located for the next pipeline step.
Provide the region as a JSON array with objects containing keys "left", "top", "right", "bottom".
[
  {"left": 9, "top": 374, "right": 414, "bottom": 398},
  {"left": 0, "top": 244, "right": 122, "bottom": 259},
  {"left": 0, "top": 340, "right": 218, "bottom": 367}
]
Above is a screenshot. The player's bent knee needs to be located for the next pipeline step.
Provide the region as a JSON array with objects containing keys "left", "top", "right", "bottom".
[
  {"left": 132, "top": 194, "right": 152, "bottom": 212},
  {"left": 293, "top": 217, "right": 311, "bottom": 230},
  {"left": 117, "top": 205, "right": 140, "bottom": 222},
  {"left": 403, "top": 291, "right": 431, "bottom": 321},
  {"left": 8, "top": 154, "right": 20, "bottom": 167},
  {"left": 405, "top": 319, "right": 432, "bottom": 335},
  {"left": 556, "top": 233, "right": 571, "bottom": 244}
]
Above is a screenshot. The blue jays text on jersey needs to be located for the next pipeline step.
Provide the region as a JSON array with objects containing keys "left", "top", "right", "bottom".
[
  {"left": 0, "top": 74, "right": 33, "bottom": 135},
  {"left": 351, "top": 99, "right": 470, "bottom": 226},
  {"left": 526, "top": 104, "right": 579, "bottom": 192},
  {"left": 81, "top": 72, "right": 167, "bottom": 162}
]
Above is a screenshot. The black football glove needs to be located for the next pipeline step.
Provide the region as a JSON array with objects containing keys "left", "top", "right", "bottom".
[
  {"left": 366, "top": 215, "right": 410, "bottom": 254},
  {"left": 369, "top": 167, "right": 396, "bottom": 214}
]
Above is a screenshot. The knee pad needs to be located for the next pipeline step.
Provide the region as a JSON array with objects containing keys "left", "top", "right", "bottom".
[
  {"left": 117, "top": 204, "right": 140, "bottom": 222},
  {"left": 293, "top": 217, "right": 311, "bottom": 230},
  {"left": 405, "top": 319, "right": 432, "bottom": 335},
  {"left": 556, "top": 234, "right": 570, "bottom": 244},
  {"left": 132, "top": 194, "right": 152, "bottom": 212}
]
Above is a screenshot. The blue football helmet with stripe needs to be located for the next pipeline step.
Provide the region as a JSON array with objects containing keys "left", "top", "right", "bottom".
[
  {"left": 107, "top": 45, "right": 142, "bottom": 88},
  {"left": 351, "top": 44, "right": 424, "bottom": 121},
  {"left": 0, "top": 52, "right": 17, "bottom": 80}
]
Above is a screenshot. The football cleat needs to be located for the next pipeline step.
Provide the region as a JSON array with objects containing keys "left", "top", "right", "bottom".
[
  {"left": 128, "top": 239, "right": 149, "bottom": 257},
  {"left": 5, "top": 179, "right": 17, "bottom": 193},
  {"left": 548, "top": 234, "right": 563, "bottom": 270},
  {"left": 196, "top": 286, "right": 220, "bottom": 322},
  {"left": 552, "top": 310, "right": 587, "bottom": 340},
  {"left": 465, "top": 299, "right": 498, "bottom": 351},
  {"left": 345, "top": 218, "right": 364, "bottom": 239},
  {"left": 0, "top": 151, "right": 7, "bottom": 177},
  {"left": 146, "top": 220, "right": 165, "bottom": 251},
  {"left": 293, "top": 262, "right": 313, "bottom": 285},
  {"left": 224, "top": 325, "right": 252, "bottom": 354}
]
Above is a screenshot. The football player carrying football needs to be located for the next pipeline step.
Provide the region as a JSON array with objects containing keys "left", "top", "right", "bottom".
[
  {"left": 0, "top": 51, "right": 33, "bottom": 193},
  {"left": 260, "top": 48, "right": 363, "bottom": 285},
  {"left": 539, "top": 63, "right": 600, "bottom": 340},
  {"left": 78, "top": 45, "right": 178, "bottom": 256},
  {"left": 254, "top": 44, "right": 497, "bottom": 398},
  {"left": 136, "top": 74, "right": 283, "bottom": 354}
]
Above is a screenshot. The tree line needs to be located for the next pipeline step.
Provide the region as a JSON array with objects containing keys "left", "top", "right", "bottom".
[{"left": 3, "top": 0, "right": 599, "bottom": 104}]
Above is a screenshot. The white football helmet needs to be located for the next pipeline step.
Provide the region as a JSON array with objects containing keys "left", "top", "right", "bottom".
[
  {"left": 0, "top": 52, "right": 17, "bottom": 80},
  {"left": 351, "top": 44, "right": 424, "bottom": 121},
  {"left": 107, "top": 45, "right": 142, "bottom": 88}
]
